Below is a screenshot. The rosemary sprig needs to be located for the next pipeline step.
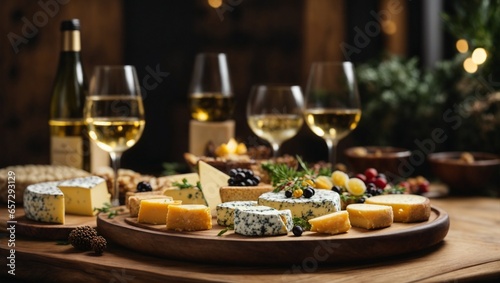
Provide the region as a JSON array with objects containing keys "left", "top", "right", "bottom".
[
  {"left": 217, "top": 225, "right": 234, "bottom": 236},
  {"left": 293, "top": 217, "right": 311, "bottom": 231},
  {"left": 94, "top": 203, "right": 124, "bottom": 219}
]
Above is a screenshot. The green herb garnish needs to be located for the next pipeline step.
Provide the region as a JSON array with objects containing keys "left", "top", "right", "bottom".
[
  {"left": 217, "top": 225, "right": 234, "bottom": 236},
  {"left": 293, "top": 217, "right": 311, "bottom": 231},
  {"left": 94, "top": 203, "right": 123, "bottom": 219}
]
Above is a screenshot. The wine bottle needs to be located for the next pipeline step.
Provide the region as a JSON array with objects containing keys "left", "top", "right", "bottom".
[{"left": 49, "top": 19, "right": 90, "bottom": 171}]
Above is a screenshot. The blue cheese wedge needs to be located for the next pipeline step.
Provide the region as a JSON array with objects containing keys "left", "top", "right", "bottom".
[
  {"left": 258, "top": 190, "right": 341, "bottom": 220},
  {"left": 234, "top": 206, "right": 293, "bottom": 236},
  {"left": 58, "top": 176, "right": 110, "bottom": 216},
  {"left": 23, "top": 182, "right": 65, "bottom": 224},
  {"left": 216, "top": 201, "right": 257, "bottom": 226}
]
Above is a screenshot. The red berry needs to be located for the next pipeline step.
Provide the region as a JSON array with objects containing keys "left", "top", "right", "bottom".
[
  {"left": 418, "top": 181, "right": 430, "bottom": 193},
  {"left": 374, "top": 177, "right": 387, "bottom": 189},
  {"left": 364, "top": 168, "right": 378, "bottom": 180},
  {"left": 355, "top": 173, "right": 367, "bottom": 182}
]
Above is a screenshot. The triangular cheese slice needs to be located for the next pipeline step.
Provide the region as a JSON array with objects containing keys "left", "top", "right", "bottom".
[{"left": 198, "top": 161, "right": 229, "bottom": 216}]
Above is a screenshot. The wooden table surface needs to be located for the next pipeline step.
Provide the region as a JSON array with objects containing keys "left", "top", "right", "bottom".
[{"left": 1, "top": 196, "right": 499, "bottom": 283}]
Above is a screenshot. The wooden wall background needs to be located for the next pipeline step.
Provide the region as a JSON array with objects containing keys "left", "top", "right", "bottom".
[
  {"left": 0, "top": 0, "right": 123, "bottom": 168},
  {"left": 1, "top": 0, "right": 408, "bottom": 174}
]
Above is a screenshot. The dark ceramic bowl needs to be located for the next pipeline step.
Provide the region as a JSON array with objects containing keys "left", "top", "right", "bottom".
[
  {"left": 428, "top": 152, "right": 500, "bottom": 193},
  {"left": 344, "top": 146, "right": 411, "bottom": 179}
]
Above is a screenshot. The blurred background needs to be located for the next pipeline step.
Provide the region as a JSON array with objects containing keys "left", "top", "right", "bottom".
[{"left": 1, "top": 0, "right": 499, "bottom": 175}]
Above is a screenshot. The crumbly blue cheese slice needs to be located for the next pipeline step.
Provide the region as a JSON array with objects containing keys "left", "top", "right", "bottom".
[
  {"left": 58, "top": 176, "right": 110, "bottom": 216},
  {"left": 216, "top": 201, "right": 257, "bottom": 226},
  {"left": 258, "top": 189, "right": 341, "bottom": 220},
  {"left": 234, "top": 206, "right": 293, "bottom": 236},
  {"left": 23, "top": 182, "right": 65, "bottom": 224},
  {"left": 198, "top": 161, "right": 229, "bottom": 216}
]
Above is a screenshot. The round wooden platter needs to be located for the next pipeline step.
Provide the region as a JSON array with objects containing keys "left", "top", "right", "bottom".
[
  {"left": 97, "top": 206, "right": 450, "bottom": 266},
  {"left": 11, "top": 209, "right": 97, "bottom": 240}
]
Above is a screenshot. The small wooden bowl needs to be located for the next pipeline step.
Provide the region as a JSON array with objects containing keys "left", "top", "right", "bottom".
[
  {"left": 428, "top": 152, "right": 500, "bottom": 194},
  {"left": 344, "top": 146, "right": 411, "bottom": 179}
]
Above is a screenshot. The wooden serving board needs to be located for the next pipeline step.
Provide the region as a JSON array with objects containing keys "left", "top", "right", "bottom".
[
  {"left": 97, "top": 206, "right": 450, "bottom": 265},
  {"left": 3, "top": 208, "right": 97, "bottom": 240}
]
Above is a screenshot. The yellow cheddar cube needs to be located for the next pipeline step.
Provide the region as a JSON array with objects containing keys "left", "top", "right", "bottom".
[
  {"left": 365, "top": 194, "right": 431, "bottom": 223},
  {"left": 166, "top": 204, "right": 212, "bottom": 231},
  {"left": 308, "top": 211, "right": 351, "bottom": 235},
  {"left": 137, "top": 199, "right": 182, "bottom": 224},
  {"left": 128, "top": 194, "right": 173, "bottom": 217},
  {"left": 346, "top": 203, "right": 393, "bottom": 229}
]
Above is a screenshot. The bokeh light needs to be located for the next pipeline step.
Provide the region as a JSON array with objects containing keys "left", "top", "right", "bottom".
[
  {"left": 456, "top": 39, "right": 468, "bottom": 53},
  {"left": 471, "top": 48, "right": 487, "bottom": 65},
  {"left": 463, "top": 57, "right": 478, "bottom": 73},
  {"left": 208, "top": 0, "right": 222, "bottom": 8}
]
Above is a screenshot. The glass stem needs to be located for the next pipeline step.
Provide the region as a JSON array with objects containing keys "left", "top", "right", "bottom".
[
  {"left": 271, "top": 142, "right": 280, "bottom": 159},
  {"left": 109, "top": 151, "right": 123, "bottom": 207},
  {"left": 326, "top": 139, "right": 339, "bottom": 166}
]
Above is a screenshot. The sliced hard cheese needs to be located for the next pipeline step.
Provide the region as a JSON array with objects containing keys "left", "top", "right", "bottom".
[
  {"left": 219, "top": 185, "right": 273, "bottom": 203},
  {"left": 258, "top": 190, "right": 341, "bottom": 220},
  {"left": 308, "top": 211, "right": 351, "bottom": 235},
  {"left": 166, "top": 204, "right": 212, "bottom": 231},
  {"left": 346, "top": 203, "right": 393, "bottom": 229},
  {"left": 125, "top": 190, "right": 164, "bottom": 206},
  {"left": 365, "top": 194, "right": 431, "bottom": 223},
  {"left": 57, "top": 176, "right": 110, "bottom": 216},
  {"left": 216, "top": 201, "right": 257, "bottom": 226},
  {"left": 198, "top": 161, "right": 229, "bottom": 216},
  {"left": 234, "top": 206, "right": 293, "bottom": 236},
  {"left": 23, "top": 182, "right": 65, "bottom": 224},
  {"left": 128, "top": 194, "right": 173, "bottom": 217},
  {"left": 137, "top": 199, "right": 182, "bottom": 224}
]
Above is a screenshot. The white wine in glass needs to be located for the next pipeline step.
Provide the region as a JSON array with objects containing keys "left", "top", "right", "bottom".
[
  {"left": 85, "top": 66, "right": 145, "bottom": 206},
  {"left": 247, "top": 85, "right": 304, "bottom": 158},
  {"left": 189, "top": 53, "right": 234, "bottom": 122},
  {"left": 304, "top": 62, "right": 361, "bottom": 165}
]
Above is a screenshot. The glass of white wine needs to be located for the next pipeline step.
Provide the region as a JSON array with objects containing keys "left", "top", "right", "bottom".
[
  {"left": 84, "top": 65, "right": 145, "bottom": 206},
  {"left": 247, "top": 85, "right": 304, "bottom": 158},
  {"left": 189, "top": 52, "right": 234, "bottom": 122},
  {"left": 304, "top": 62, "right": 361, "bottom": 166}
]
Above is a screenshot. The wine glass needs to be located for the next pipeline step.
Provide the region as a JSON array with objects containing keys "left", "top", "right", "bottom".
[
  {"left": 84, "top": 65, "right": 145, "bottom": 206},
  {"left": 189, "top": 52, "right": 234, "bottom": 122},
  {"left": 247, "top": 85, "right": 304, "bottom": 158},
  {"left": 303, "top": 61, "right": 361, "bottom": 166}
]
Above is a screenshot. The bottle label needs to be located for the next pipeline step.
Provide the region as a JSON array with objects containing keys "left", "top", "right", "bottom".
[{"left": 51, "top": 136, "right": 83, "bottom": 169}]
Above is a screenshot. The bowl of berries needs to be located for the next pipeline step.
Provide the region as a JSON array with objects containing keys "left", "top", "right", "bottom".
[
  {"left": 344, "top": 146, "right": 411, "bottom": 179},
  {"left": 428, "top": 152, "right": 500, "bottom": 194}
]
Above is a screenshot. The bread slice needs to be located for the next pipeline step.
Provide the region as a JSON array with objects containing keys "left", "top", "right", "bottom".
[
  {"left": 346, "top": 203, "right": 393, "bottom": 229},
  {"left": 219, "top": 184, "right": 273, "bottom": 203},
  {"left": 365, "top": 194, "right": 431, "bottom": 223}
]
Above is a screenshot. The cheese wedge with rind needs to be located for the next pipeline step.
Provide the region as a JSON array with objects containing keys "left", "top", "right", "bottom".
[
  {"left": 57, "top": 176, "right": 110, "bottom": 216},
  {"left": 198, "top": 161, "right": 229, "bottom": 216},
  {"left": 23, "top": 182, "right": 65, "bottom": 224},
  {"left": 258, "top": 189, "right": 341, "bottom": 220},
  {"left": 346, "top": 203, "right": 393, "bottom": 229},
  {"left": 365, "top": 194, "right": 431, "bottom": 223},
  {"left": 216, "top": 200, "right": 257, "bottom": 226},
  {"left": 308, "top": 210, "right": 351, "bottom": 235},
  {"left": 234, "top": 206, "right": 293, "bottom": 236}
]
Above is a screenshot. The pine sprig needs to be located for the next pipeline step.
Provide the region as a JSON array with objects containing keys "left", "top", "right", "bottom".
[{"left": 94, "top": 203, "right": 123, "bottom": 219}]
